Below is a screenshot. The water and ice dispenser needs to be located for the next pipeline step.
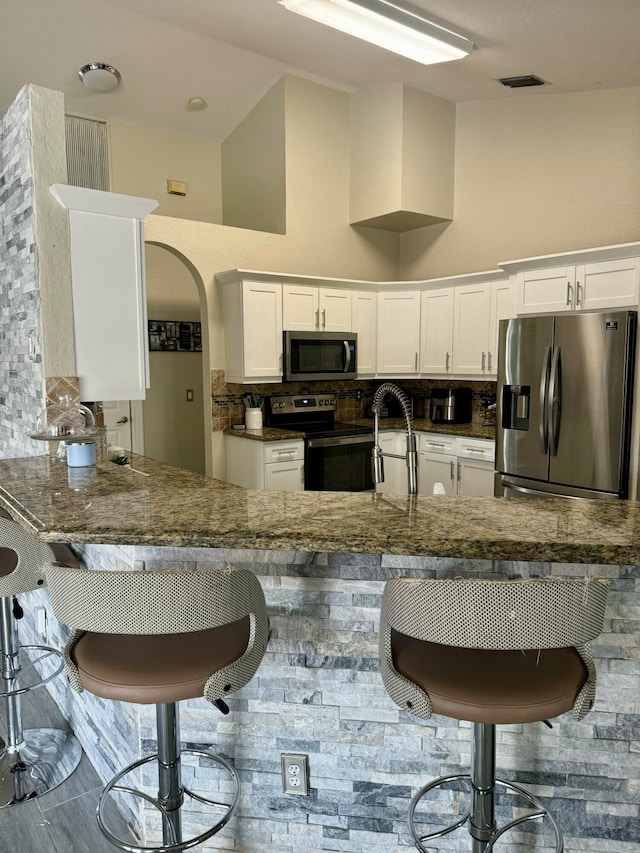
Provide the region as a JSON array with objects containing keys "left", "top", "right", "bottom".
[{"left": 501, "top": 385, "right": 531, "bottom": 430}]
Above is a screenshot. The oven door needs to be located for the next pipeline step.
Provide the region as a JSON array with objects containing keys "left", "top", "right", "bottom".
[{"left": 305, "top": 434, "right": 374, "bottom": 491}]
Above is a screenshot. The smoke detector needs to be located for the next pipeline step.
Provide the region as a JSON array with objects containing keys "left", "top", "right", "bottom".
[{"left": 498, "top": 74, "right": 547, "bottom": 89}]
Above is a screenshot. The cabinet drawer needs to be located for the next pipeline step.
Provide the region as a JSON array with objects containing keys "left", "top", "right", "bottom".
[
  {"left": 263, "top": 441, "right": 304, "bottom": 463},
  {"left": 418, "top": 433, "right": 457, "bottom": 455},
  {"left": 456, "top": 438, "right": 495, "bottom": 463}
]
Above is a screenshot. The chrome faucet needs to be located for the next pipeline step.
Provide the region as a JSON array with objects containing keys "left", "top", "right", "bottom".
[{"left": 371, "top": 382, "right": 418, "bottom": 495}]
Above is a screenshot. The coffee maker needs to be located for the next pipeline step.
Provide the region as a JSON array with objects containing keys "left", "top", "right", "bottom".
[{"left": 429, "top": 388, "right": 472, "bottom": 424}]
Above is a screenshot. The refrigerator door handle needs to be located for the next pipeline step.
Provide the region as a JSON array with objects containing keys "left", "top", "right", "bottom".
[
  {"left": 539, "top": 346, "right": 552, "bottom": 454},
  {"left": 548, "top": 346, "right": 562, "bottom": 456}
]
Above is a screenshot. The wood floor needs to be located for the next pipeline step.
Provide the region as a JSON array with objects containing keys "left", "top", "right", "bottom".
[{"left": 0, "top": 687, "right": 136, "bottom": 853}]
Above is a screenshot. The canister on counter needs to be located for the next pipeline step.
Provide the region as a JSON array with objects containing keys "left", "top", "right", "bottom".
[{"left": 66, "top": 441, "right": 97, "bottom": 467}]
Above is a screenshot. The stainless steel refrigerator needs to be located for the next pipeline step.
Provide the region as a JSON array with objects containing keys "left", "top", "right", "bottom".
[{"left": 495, "top": 310, "right": 636, "bottom": 500}]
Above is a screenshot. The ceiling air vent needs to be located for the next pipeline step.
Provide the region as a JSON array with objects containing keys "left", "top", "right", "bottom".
[{"left": 498, "top": 74, "right": 547, "bottom": 89}]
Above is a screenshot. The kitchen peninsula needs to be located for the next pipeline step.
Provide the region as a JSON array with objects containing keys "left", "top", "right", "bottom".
[{"left": 1, "top": 454, "right": 638, "bottom": 852}]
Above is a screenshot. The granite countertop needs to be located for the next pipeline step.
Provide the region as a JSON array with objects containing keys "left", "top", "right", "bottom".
[
  {"left": 224, "top": 419, "right": 495, "bottom": 442},
  {"left": 224, "top": 426, "right": 305, "bottom": 442},
  {"left": 0, "top": 454, "right": 638, "bottom": 564}
]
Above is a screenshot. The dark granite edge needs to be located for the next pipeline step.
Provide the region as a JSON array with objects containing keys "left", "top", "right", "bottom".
[{"left": 31, "top": 526, "right": 640, "bottom": 565}]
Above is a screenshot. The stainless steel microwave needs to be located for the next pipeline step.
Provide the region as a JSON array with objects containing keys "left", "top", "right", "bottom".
[{"left": 283, "top": 331, "right": 357, "bottom": 381}]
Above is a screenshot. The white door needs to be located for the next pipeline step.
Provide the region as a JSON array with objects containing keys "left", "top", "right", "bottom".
[
  {"left": 282, "top": 285, "right": 319, "bottom": 331},
  {"left": 418, "top": 452, "right": 457, "bottom": 495},
  {"left": 420, "top": 288, "right": 454, "bottom": 374},
  {"left": 318, "top": 288, "right": 352, "bottom": 332},
  {"left": 101, "top": 400, "right": 133, "bottom": 451},
  {"left": 352, "top": 291, "right": 377, "bottom": 376},
  {"left": 453, "top": 284, "right": 491, "bottom": 374}
]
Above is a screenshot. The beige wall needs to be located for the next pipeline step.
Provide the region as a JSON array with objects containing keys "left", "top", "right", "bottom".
[
  {"left": 142, "top": 245, "right": 206, "bottom": 474},
  {"left": 221, "top": 78, "right": 286, "bottom": 234},
  {"left": 109, "top": 119, "right": 222, "bottom": 224},
  {"left": 400, "top": 86, "right": 640, "bottom": 278}
]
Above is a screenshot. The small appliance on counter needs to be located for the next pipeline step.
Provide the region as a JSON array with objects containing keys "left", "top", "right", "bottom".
[{"left": 429, "top": 388, "right": 472, "bottom": 424}]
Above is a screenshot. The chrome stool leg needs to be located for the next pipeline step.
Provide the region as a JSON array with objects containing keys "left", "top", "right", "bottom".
[
  {"left": 408, "top": 722, "right": 564, "bottom": 852},
  {"left": 0, "top": 597, "right": 82, "bottom": 808},
  {"left": 97, "top": 701, "right": 240, "bottom": 853}
]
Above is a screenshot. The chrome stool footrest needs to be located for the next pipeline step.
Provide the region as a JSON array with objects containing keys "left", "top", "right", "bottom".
[
  {"left": 0, "top": 644, "right": 64, "bottom": 699},
  {"left": 97, "top": 748, "right": 240, "bottom": 853},
  {"left": 409, "top": 773, "right": 563, "bottom": 853}
]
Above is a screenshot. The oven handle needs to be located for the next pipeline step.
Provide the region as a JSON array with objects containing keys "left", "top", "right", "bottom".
[{"left": 307, "top": 434, "right": 374, "bottom": 449}]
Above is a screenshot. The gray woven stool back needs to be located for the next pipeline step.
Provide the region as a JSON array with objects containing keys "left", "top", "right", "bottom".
[{"left": 0, "top": 518, "right": 56, "bottom": 597}]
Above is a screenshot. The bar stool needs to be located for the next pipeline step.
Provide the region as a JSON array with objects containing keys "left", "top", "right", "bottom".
[
  {"left": 45, "top": 564, "right": 270, "bottom": 853},
  {"left": 379, "top": 576, "right": 609, "bottom": 852},
  {"left": 0, "top": 515, "right": 82, "bottom": 808}
]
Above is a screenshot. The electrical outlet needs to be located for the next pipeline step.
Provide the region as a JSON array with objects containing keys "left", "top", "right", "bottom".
[{"left": 281, "top": 753, "right": 309, "bottom": 796}]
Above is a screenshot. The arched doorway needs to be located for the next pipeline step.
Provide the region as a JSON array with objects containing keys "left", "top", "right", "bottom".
[{"left": 132, "top": 242, "right": 211, "bottom": 474}]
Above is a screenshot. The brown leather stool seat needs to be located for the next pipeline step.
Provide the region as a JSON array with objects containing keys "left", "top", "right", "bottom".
[
  {"left": 72, "top": 618, "right": 250, "bottom": 705},
  {"left": 45, "top": 564, "right": 270, "bottom": 853},
  {"left": 0, "top": 517, "right": 82, "bottom": 808},
  {"left": 391, "top": 633, "right": 588, "bottom": 725},
  {"left": 380, "top": 576, "right": 609, "bottom": 853}
]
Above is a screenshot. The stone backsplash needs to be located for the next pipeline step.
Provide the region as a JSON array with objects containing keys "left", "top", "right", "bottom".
[{"left": 211, "top": 369, "right": 496, "bottom": 431}]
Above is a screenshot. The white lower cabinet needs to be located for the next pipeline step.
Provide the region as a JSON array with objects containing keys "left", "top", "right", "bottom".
[
  {"left": 456, "top": 438, "right": 495, "bottom": 497},
  {"left": 419, "top": 434, "right": 495, "bottom": 497},
  {"left": 375, "top": 431, "right": 409, "bottom": 494},
  {"left": 226, "top": 436, "right": 304, "bottom": 491},
  {"left": 418, "top": 434, "right": 457, "bottom": 495}
]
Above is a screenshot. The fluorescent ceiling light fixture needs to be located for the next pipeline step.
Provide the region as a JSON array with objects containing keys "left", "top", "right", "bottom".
[{"left": 278, "top": 0, "right": 473, "bottom": 65}]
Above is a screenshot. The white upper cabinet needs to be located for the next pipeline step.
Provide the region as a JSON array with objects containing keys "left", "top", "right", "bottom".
[
  {"left": 282, "top": 284, "right": 318, "bottom": 331},
  {"left": 488, "top": 279, "right": 516, "bottom": 375},
  {"left": 518, "top": 265, "right": 577, "bottom": 314},
  {"left": 452, "top": 283, "right": 492, "bottom": 375},
  {"left": 222, "top": 280, "right": 283, "bottom": 383},
  {"left": 505, "top": 244, "right": 640, "bottom": 316},
  {"left": 351, "top": 290, "right": 377, "bottom": 377},
  {"left": 377, "top": 291, "right": 421, "bottom": 375},
  {"left": 576, "top": 258, "right": 640, "bottom": 311},
  {"left": 282, "top": 285, "right": 352, "bottom": 331},
  {"left": 50, "top": 184, "right": 158, "bottom": 401},
  {"left": 419, "top": 276, "right": 512, "bottom": 378},
  {"left": 420, "top": 288, "right": 454, "bottom": 374}
]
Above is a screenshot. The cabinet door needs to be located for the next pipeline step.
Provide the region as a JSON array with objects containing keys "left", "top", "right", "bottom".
[
  {"left": 377, "top": 291, "right": 420, "bottom": 375},
  {"left": 264, "top": 461, "right": 305, "bottom": 491},
  {"left": 319, "top": 288, "right": 352, "bottom": 332},
  {"left": 578, "top": 258, "right": 639, "bottom": 311},
  {"left": 375, "top": 432, "right": 406, "bottom": 494},
  {"left": 457, "top": 458, "right": 494, "bottom": 497},
  {"left": 418, "top": 452, "right": 456, "bottom": 495},
  {"left": 453, "top": 284, "right": 491, "bottom": 374},
  {"left": 488, "top": 279, "right": 515, "bottom": 376},
  {"left": 352, "top": 291, "right": 377, "bottom": 376},
  {"left": 283, "top": 285, "right": 319, "bottom": 331},
  {"left": 242, "top": 281, "right": 283, "bottom": 379},
  {"left": 518, "top": 266, "right": 576, "bottom": 314},
  {"left": 420, "top": 288, "right": 454, "bottom": 374}
]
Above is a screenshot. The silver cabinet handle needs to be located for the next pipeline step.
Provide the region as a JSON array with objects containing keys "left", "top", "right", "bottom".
[
  {"left": 566, "top": 282, "right": 573, "bottom": 306},
  {"left": 576, "top": 282, "right": 582, "bottom": 307},
  {"left": 450, "top": 460, "right": 455, "bottom": 481},
  {"left": 445, "top": 351, "right": 450, "bottom": 371},
  {"left": 457, "top": 461, "right": 461, "bottom": 482},
  {"left": 481, "top": 351, "right": 486, "bottom": 371},
  {"left": 315, "top": 309, "right": 320, "bottom": 329},
  {"left": 414, "top": 352, "right": 418, "bottom": 372},
  {"left": 322, "top": 308, "right": 326, "bottom": 328},
  {"left": 488, "top": 351, "right": 492, "bottom": 372}
]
